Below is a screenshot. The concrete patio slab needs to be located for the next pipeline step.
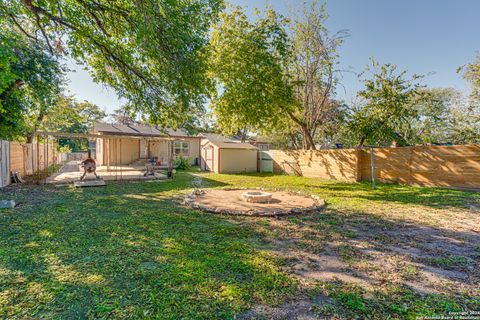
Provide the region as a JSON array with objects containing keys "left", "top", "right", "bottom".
[{"left": 46, "top": 161, "right": 168, "bottom": 184}]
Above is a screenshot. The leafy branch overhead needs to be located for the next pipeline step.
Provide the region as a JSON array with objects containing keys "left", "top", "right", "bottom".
[{"left": 2, "top": 0, "right": 224, "bottom": 127}]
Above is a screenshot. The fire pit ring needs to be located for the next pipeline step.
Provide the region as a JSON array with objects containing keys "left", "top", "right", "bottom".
[
  {"left": 183, "top": 188, "right": 326, "bottom": 217},
  {"left": 242, "top": 191, "right": 272, "bottom": 203}
]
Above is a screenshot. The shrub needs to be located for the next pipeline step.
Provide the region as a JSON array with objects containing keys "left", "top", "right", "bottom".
[
  {"left": 58, "top": 145, "right": 72, "bottom": 153},
  {"left": 174, "top": 155, "right": 191, "bottom": 171}
]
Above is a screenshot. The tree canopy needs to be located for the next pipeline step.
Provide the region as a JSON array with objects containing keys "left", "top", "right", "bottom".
[
  {"left": 209, "top": 6, "right": 293, "bottom": 136},
  {"left": 209, "top": 2, "right": 347, "bottom": 149},
  {"left": 342, "top": 61, "right": 429, "bottom": 147},
  {"left": 2, "top": 0, "right": 224, "bottom": 128},
  {"left": 42, "top": 95, "right": 106, "bottom": 151},
  {"left": 462, "top": 55, "right": 480, "bottom": 105},
  {"left": 2, "top": 1, "right": 479, "bottom": 149},
  {"left": 0, "top": 27, "right": 65, "bottom": 141}
]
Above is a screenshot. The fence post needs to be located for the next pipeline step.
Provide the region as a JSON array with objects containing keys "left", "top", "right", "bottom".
[{"left": 370, "top": 146, "right": 376, "bottom": 189}]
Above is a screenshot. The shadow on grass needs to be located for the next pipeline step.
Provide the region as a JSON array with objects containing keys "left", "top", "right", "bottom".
[
  {"left": 198, "top": 172, "right": 479, "bottom": 209},
  {"left": 0, "top": 173, "right": 296, "bottom": 319},
  {"left": 1, "top": 172, "right": 479, "bottom": 319},
  {"left": 235, "top": 206, "right": 480, "bottom": 319}
]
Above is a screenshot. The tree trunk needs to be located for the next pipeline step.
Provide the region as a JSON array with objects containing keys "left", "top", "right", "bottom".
[
  {"left": 26, "top": 133, "right": 35, "bottom": 144},
  {"left": 240, "top": 127, "right": 247, "bottom": 143},
  {"left": 25, "top": 111, "right": 45, "bottom": 143},
  {"left": 357, "top": 136, "right": 366, "bottom": 148},
  {"left": 0, "top": 79, "right": 25, "bottom": 101},
  {"left": 303, "top": 127, "right": 316, "bottom": 150},
  {"left": 286, "top": 110, "right": 316, "bottom": 150}
]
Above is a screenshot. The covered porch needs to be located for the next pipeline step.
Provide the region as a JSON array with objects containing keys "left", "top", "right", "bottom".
[{"left": 33, "top": 131, "right": 177, "bottom": 184}]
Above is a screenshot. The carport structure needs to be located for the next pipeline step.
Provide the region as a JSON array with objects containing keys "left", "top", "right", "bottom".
[
  {"left": 93, "top": 123, "right": 201, "bottom": 167},
  {"left": 33, "top": 131, "right": 178, "bottom": 183}
]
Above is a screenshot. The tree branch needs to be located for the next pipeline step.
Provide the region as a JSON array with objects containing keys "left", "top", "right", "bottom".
[
  {"left": 21, "top": 0, "right": 153, "bottom": 88},
  {"left": 10, "top": 15, "right": 38, "bottom": 41}
]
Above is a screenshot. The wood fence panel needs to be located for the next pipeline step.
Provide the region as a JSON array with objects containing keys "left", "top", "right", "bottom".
[
  {"left": 360, "top": 147, "right": 412, "bottom": 185},
  {"left": 9, "top": 141, "right": 25, "bottom": 177},
  {"left": 408, "top": 145, "right": 480, "bottom": 188},
  {"left": 271, "top": 149, "right": 359, "bottom": 182},
  {"left": 272, "top": 144, "right": 480, "bottom": 189},
  {"left": 8, "top": 141, "right": 57, "bottom": 178}
]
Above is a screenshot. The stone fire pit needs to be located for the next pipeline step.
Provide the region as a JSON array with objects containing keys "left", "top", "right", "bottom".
[
  {"left": 242, "top": 191, "right": 272, "bottom": 203},
  {"left": 184, "top": 188, "right": 325, "bottom": 217}
]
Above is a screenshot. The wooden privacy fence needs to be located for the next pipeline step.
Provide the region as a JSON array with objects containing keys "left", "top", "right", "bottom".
[
  {"left": 271, "top": 144, "right": 480, "bottom": 189},
  {"left": 10, "top": 141, "right": 57, "bottom": 177},
  {"left": 0, "top": 140, "right": 65, "bottom": 187}
]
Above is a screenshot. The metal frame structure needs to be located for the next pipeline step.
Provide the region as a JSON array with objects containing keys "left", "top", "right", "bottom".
[{"left": 32, "top": 131, "right": 190, "bottom": 183}]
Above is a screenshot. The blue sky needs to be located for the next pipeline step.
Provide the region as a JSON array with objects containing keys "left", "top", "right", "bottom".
[{"left": 66, "top": 0, "right": 480, "bottom": 114}]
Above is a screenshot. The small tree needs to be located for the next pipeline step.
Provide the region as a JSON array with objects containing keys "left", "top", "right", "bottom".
[{"left": 344, "top": 60, "right": 428, "bottom": 147}]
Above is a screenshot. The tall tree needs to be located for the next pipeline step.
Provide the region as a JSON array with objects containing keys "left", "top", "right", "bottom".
[
  {"left": 209, "top": 7, "right": 293, "bottom": 137},
  {"left": 209, "top": 3, "right": 346, "bottom": 150},
  {"left": 2, "top": 0, "right": 224, "bottom": 127},
  {"left": 287, "top": 1, "right": 347, "bottom": 149},
  {"left": 0, "top": 27, "right": 65, "bottom": 141}
]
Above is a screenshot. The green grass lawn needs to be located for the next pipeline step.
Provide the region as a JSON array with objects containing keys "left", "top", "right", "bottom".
[{"left": 1, "top": 172, "right": 479, "bottom": 319}]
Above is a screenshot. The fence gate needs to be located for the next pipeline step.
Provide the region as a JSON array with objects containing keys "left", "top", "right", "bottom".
[
  {"left": 0, "top": 141, "right": 10, "bottom": 187},
  {"left": 259, "top": 151, "right": 273, "bottom": 173}
]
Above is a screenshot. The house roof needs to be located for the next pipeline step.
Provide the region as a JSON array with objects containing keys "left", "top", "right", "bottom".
[
  {"left": 93, "top": 123, "right": 194, "bottom": 138},
  {"left": 166, "top": 128, "right": 191, "bottom": 137}
]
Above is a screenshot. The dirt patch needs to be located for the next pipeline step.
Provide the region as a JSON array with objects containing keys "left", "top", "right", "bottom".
[
  {"left": 238, "top": 295, "right": 334, "bottom": 320},
  {"left": 185, "top": 189, "right": 324, "bottom": 216}
]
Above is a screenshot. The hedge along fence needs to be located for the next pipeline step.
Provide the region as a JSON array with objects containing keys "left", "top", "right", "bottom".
[{"left": 271, "top": 144, "right": 480, "bottom": 189}]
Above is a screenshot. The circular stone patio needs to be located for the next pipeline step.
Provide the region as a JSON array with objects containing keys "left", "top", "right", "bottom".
[{"left": 184, "top": 188, "right": 325, "bottom": 217}]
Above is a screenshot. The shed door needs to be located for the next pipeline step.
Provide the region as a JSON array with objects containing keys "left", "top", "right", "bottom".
[{"left": 204, "top": 146, "right": 214, "bottom": 171}]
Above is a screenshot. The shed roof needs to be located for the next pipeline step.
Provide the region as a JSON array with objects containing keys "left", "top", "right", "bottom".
[{"left": 207, "top": 141, "right": 258, "bottom": 150}]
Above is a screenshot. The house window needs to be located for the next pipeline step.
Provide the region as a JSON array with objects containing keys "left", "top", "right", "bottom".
[
  {"left": 258, "top": 144, "right": 269, "bottom": 151},
  {"left": 174, "top": 141, "right": 189, "bottom": 156}
]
